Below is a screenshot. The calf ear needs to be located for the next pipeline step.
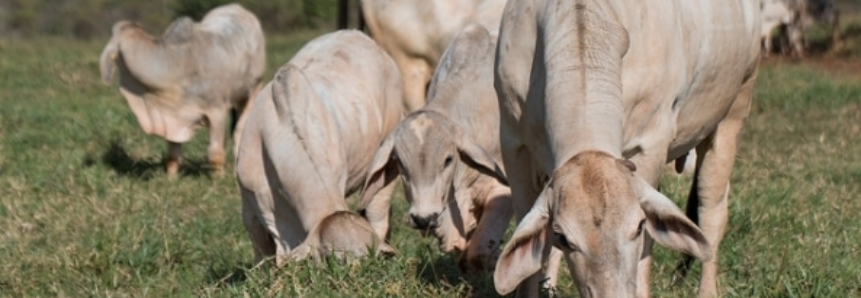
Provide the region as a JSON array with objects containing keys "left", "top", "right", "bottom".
[
  {"left": 494, "top": 186, "right": 552, "bottom": 295},
  {"left": 99, "top": 38, "right": 120, "bottom": 84},
  {"left": 638, "top": 179, "right": 712, "bottom": 262},
  {"left": 455, "top": 130, "right": 508, "bottom": 186},
  {"left": 359, "top": 134, "right": 399, "bottom": 211}
]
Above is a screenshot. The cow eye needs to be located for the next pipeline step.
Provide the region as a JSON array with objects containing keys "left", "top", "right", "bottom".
[
  {"left": 443, "top": 155, "right": 454, "bottom": 168},
  {"left": 395, "top": 159, "right": 409, "bottom": 182},
  {"left": 636, "top": 219, "right": 646, "bottom": 237},
  {"left": 553, "top": 232, "right": 576, "bottom": 251}
]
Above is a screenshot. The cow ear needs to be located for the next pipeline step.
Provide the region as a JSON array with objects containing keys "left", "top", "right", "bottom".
[
  {"left": 638, "top": 179, "right": 712, "bottom": 262},
  {"left": 99, "top": 38, "right": 119, "bottom": 84},
  {"left": 494, "top": 186, "right": 552, "bottom": 295},
  {"left": 359, "top": 134, "right": 399, "bottom": 212},
  {"left": 454, "top": 128, "right": 508, "bottom": 186}
]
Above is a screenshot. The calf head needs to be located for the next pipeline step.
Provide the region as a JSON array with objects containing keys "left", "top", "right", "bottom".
[
  {"left": 287, "top": 211, "right": 396, "bottom": 262},
  {"left": 494, "top": 151, "right": 711, "bottom": 297},
  {"left": 360, "top": 111, "right": 507, "bottom": 252}
]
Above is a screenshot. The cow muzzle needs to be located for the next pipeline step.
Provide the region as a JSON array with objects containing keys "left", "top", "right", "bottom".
[{"left": 408, "top": 212, "right": 441, "bottom": 230}]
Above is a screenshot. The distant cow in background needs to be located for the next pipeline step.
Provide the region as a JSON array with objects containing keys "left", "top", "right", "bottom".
[
  {"left": 337, "top": 0, "right": 365, "bottom": 30},
  {"left": 99, "top": 4, "right": 265, "bottom": 176},
  {"left": 360, "top": 0, "right": 507, "bottom": 112},
  {"left": 491, "top": 0, "right": 761, "bottom": 296},
  {"left": 760, "top": 0, "right": 840, "bottom": 57},
  {"left": 236, "top": 31, "right": 402, "bottom": 264}
]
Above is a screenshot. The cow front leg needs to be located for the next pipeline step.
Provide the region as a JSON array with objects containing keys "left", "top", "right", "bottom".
[
  {"left": 207, "top": 111, "right": 228, "bottom": 175},
  {"left": 363, "top": 181, "right": 396, "bottom": 241},
  {"left": 166, "top": 141, "right": 182, "bottom": 176},
  {"left": 501, "top": 144, "right": 546, "bottom": 298},
  {"left": 393, "top": 54, "right": 432, "bottom": 112},
  {"left": 242, "top": 187, "right": 276, "bottom": 263},
  {"left": 628, "top": 139, "right": 672, "bottom": 298},
  {"left": 460, "top": 182, "right": 512, "bottom": 273}
]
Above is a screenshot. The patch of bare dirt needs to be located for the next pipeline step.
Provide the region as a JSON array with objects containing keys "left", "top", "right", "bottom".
[{"left": 762, "top": 55, "right": 861, "bottom": 82}]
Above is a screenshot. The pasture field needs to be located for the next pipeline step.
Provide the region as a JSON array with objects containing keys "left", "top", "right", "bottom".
[{"left": 2, "top": 19, "right": 861, "bottom": 298}]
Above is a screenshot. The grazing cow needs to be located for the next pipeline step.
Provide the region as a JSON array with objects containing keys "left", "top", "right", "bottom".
[
  {"left": 360, "top": 24, "right": 511, "bottom": 272},
  {"left": 100, "top": 4, "right": 265, "bottom": 176},
  {"left": 360, "top": 0, "right": 507, "bottom": 112},
  {"left": 492, "top": 0, "right": 760, "bottom": 297},
  {"left": 761, "top": 0, "right": 840, "bottom": 57},
  {"left": 761, "top": 0, "right": 796, "bottom": 56},
  {"left": 235, "top": 31, "right": 402, "bottom": 264},
  {"left": 337, "top": 0, "right": 366, "bottom": 30}
]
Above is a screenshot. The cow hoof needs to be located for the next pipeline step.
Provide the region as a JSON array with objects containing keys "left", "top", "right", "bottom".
[
  {"left": 211, "top": 164, "right": 225, "bottom": 177},
  {"left": 166, "top": 161, "right": 180, "bottom": 177}
]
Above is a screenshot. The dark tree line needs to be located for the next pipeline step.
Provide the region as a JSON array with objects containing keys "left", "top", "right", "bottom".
[{"left": 0, "top": 0, "right": 338, "bottom": 39}]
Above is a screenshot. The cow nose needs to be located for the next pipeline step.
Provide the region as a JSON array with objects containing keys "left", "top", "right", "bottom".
[{"left": 409, "top": 213, "right": 440, "bottom": 230}]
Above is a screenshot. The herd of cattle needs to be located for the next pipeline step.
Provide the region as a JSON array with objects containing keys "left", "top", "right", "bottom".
[{"left": 97, "top": 0, "right": 840, "bottom": 297}]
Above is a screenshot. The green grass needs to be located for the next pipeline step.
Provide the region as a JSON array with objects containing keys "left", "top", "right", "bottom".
[{"left": 2, "top": 26, "right": 861, "bottom": 297}]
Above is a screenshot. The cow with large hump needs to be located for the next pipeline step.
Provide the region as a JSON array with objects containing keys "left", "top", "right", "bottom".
[
  {"left": 360, "top": 0, "right": 507, "bottom": 112},
  {"left": 235, "top": 30, "right": 402, "bottom": 264},
  {"left": 360, "top": 23, "right": 512, "bottom": 273},
  {"left": 100, "top": 4, "right": 265, "bottom": 176},
  {"left": 492, "top": 0, "right": 761, "bottom": 297}
]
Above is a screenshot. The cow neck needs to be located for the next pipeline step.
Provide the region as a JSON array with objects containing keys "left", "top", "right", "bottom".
[{"left": 542, "top": 0, "right": 628, "bottom": 169}]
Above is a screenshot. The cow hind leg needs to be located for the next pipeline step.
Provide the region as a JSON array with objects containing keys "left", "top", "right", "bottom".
[
  {"left": 206, "top": 110, "right": 228, "bottom": 175},
  {"left": 688, "top": 74, "right": 755, "bottom": 298}
]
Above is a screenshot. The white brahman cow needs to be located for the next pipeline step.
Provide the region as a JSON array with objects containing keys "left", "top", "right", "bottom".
[{"left": 492, "top": 0, "right": 761, "bottom": 297}]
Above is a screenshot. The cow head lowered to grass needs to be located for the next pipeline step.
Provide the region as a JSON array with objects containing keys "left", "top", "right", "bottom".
[
  {"left": 359, "top": 24, "right": 514, "bottom": 273},
  {"left": 494, "top": 151, "right": 711, "bottom": 296}
]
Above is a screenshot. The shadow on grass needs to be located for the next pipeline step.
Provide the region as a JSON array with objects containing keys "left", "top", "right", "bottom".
[
  {"left": 205, "top": 262, "right": 255, "bottom": 288},
  {"left": 83, "top": 139, "right": 213, "bottom": 180},
  {"left": 416, "top": 253, "right": 501, "bottom": 297}
]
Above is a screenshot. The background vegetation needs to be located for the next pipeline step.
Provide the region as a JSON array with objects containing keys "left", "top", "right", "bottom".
[
  {"left": 0, "top": 1, "right": 860, "bottom": 297},
  {"left": 0, "top": 0, "right": 339, "bottom": 39}
]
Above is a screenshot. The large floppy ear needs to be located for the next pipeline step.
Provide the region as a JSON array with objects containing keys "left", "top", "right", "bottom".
[
  {"left": 637, "top": 178, "right": 712, "bottom": 262},
  {"left": 99, "top": 35, "right": 120, "bottom": 84},
  {"left": 100, "top": 21, "right": 136, "bottom": 84},
  {"left": 359, "top": 134, "right": 400, "bottom": 211},
  {"left": 494, "top": 185, "right": 553, "bottom": 295},
  {"left": 453, "top": 126, "right": 508, "bottom": 186}
]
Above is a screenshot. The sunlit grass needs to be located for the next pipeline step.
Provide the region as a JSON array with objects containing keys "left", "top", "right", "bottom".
[{"left": 1, "top": 24, "right": 860, "bottom": 297}]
